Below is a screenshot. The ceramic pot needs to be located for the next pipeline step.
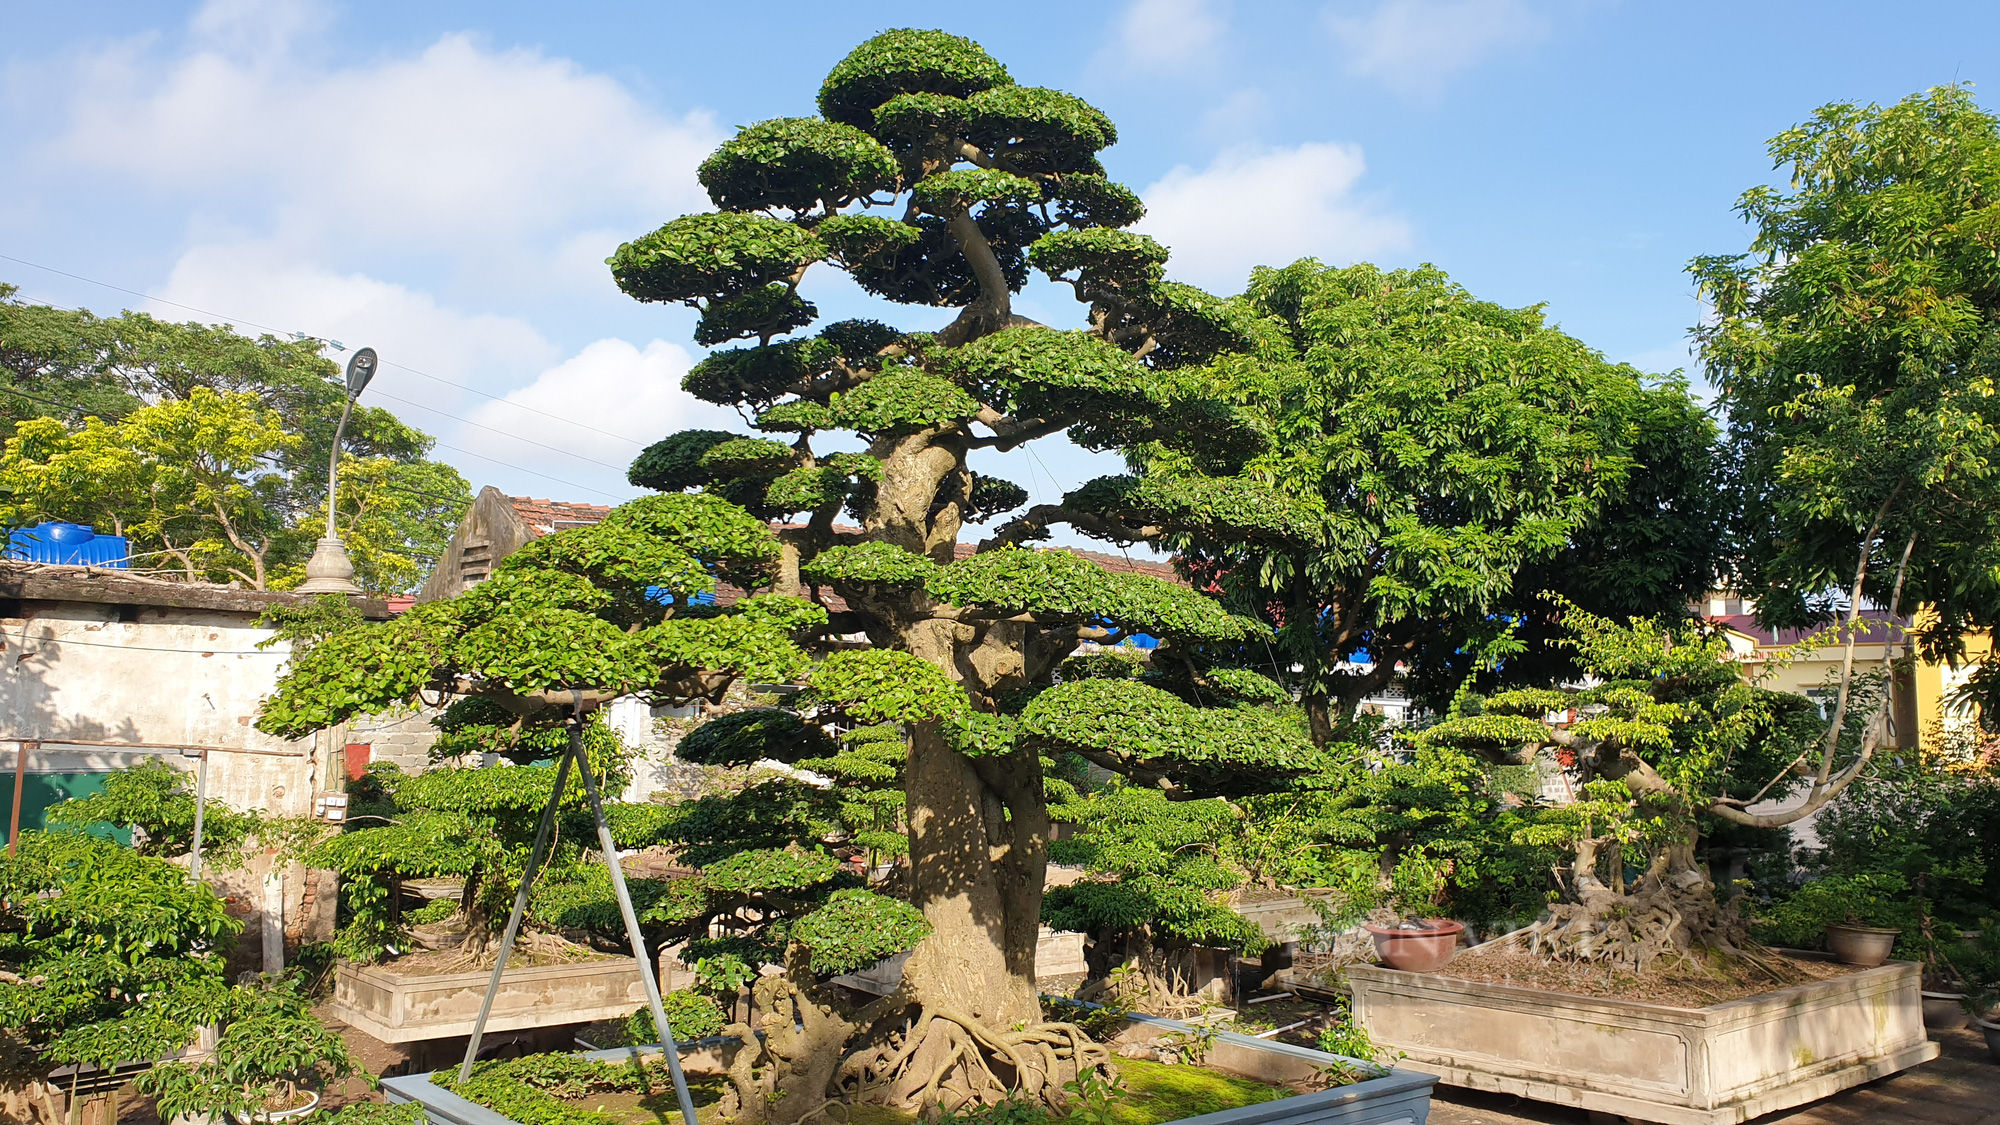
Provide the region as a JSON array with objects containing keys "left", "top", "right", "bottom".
[
  {"left": 230, "top": 1090, "right": 319, "bottom": 1125},
  {"left": 1921, "top": 990, "right": 1969, "bottom": 1031},
  {"left": 1979, "top": 1018, "right": 2000, "bottom": 1064},
  {"left": 1366, "top": 919, "right": 1466, "bottom": 973},
  {"left": 1825, "top": 923, "right": 1899, "bottom": 967}
]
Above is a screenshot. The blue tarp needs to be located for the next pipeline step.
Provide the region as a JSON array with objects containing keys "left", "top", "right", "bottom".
[{"left": 6, "top": 522, "right": 130, "bottom": 568}]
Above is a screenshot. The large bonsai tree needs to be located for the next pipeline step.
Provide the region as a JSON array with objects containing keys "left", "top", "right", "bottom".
[{"left": 260, "top": 28, "right": 1324, "bottom": 1119}]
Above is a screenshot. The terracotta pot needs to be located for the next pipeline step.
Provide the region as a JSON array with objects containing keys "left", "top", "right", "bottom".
[
  {"left": 1978, "top": 1018, "right": 2000, "bottom": 1064},
  {"left": 1825, "top": 923, "right": 1899, "bottom": 967},
  {"left": 1921, "top": 990, "right": 1969, "bottom": 1031},
  {"left": 1366, "top": 919, "right": 1466, "bottom": 973}
]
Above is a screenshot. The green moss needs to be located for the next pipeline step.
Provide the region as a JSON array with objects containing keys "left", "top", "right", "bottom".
[
  {"left": 1098, "top": 1057, "right": 1288, "bottom": 1125},
  {"left": 442, "top": 1056, "right": 1285, "bottom": 1125}
]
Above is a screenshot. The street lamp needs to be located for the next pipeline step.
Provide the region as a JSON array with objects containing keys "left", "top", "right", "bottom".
[{"left": 296, "top": 347, "right": 378, "bottom": 595}]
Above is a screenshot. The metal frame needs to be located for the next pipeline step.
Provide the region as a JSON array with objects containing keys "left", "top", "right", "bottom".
[{"left": 457, "top": 691, "right": 697, "bottom": 1125}]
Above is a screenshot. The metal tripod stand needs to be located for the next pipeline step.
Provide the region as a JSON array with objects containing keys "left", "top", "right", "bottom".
[{"left": 457, "top": 690, "right": 698, "bottom": 1125}]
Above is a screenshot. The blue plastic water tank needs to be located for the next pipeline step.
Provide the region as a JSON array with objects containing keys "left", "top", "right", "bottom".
[{"left": 6, "top": 522, "right": 131, "bottom": 568}]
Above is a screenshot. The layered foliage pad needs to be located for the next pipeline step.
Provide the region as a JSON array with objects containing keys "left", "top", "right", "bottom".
[
  {"left": 1417, "top": 606, "right": 1828, "bottom": 880},
  {"left": 1692, "top": 85, "right": 2000, "bottom": 723},
  {"left": 256, "top": 495, "right": 814, "bottom": 739},
  {"left": 0, "top": 830, "right": 353, "bottom": 1115}
]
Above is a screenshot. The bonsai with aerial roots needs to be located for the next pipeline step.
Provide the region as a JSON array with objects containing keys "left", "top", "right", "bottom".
[{"left": 261, "top": 28, "right": 1331, "bottom": 1122}]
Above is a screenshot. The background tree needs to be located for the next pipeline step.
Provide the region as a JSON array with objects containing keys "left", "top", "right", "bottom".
[
  {"left": 0, "top": 289, "right": 470, "bottom": 592},
  {"left": 261, "top": 28, "right": 1336, "bottom": 1120},
  {"left": 990, "top": 261, "right": 1725, "bottom": 743},
  {"left": 1693, "top": 84, "right": 2000, "bottom": 732}
]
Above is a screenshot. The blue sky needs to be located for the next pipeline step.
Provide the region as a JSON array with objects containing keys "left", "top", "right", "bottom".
[{"left": 3, "top": 0, "right": 1996, "bottom": 541}]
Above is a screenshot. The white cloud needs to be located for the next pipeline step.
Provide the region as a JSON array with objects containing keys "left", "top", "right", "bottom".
[
  {"left": 155, "top": 243, "right": 558, "bottom": 390},
  {"left": 47, "top": 1, "right": 720, "bottom": 296},
  {"left": 1136, "top": 142, "right": 1411, "bottom": 292},
  {"left": 456, "top": 339, "right": 740, "bottom": 498},
  {"left": 1200, "top": 88, "right": 1270, "bottom": 140},
  {"left": 1112, "top": 0, "right": 1229, "bottom": 72},
  {"left": 10, "top": 0, "right": 740, "bottom": 502},
  {"left": 1325, "top": 0, "right": 1547, "bottom": 98}
]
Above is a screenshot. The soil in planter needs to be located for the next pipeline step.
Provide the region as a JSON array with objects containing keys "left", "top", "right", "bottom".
[
  {"left": 445, "top": 1055, "right": 1294, "bottom": 1125},
  {"left": 387, "top": 931, "right": 618, "bottom": 975},
  {"left": 1435, "top": 944, "right": 1860, "bottom": 1007}
]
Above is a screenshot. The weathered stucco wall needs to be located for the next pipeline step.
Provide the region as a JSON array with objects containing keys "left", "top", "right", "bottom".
[
  {"left": 1, "top": 598, "right": 318, "bottom": 813},
  {"left": 0, "top": 571, "right": 388, "bottom": 975}
]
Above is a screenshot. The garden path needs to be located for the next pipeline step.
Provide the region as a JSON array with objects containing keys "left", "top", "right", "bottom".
[{"left": 1423, "top": 1027, "right": 1999, "bottom": 1125}]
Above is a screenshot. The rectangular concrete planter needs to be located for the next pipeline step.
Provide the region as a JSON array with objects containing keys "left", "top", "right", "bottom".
[
  {"left": 1348, "top": 956, "right": 1939, "bottom": 1125},
  {"left": 384, "top": 1014, "right": 1438, "bottom": 1125},
  {"left": 327, "top": 956, "right": 647, "bottom": 1043}
]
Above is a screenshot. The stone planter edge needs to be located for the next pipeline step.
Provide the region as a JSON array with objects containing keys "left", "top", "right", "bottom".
[
  {"left": 385, "top": 1017, "right": 1439, "bottom": 1125},
  {"left": 1348, "top": 957, "right": 1937, "bottom": 1125},
  {"left": 329, "top": 957, "right": 646, "bottom": 1044}
]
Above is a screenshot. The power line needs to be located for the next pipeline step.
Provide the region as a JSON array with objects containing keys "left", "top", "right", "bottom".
[
  {"left": 430, "top": 440, "right": 625, "bottom": 501},
  {"left": 367, "top": 388, "right": 630, "bottom": 472}
]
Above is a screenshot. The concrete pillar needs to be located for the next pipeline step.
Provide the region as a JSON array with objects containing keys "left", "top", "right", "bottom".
[{"left": 262, "top": 869, "right": 285, "bottom": 975}]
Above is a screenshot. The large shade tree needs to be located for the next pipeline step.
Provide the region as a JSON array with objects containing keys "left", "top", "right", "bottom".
[
  {"left": 1693, "top": 84, "right": 2000, "bottom": 753},
  {"left": 988, "top": 260, "right": 1726, "bottom": 741},
  {"left": 260, "top": 29, "right": 1329, "bottom": 1120},
  {"left": 0, "top": 288, "right": 470, "bottom": 592}
]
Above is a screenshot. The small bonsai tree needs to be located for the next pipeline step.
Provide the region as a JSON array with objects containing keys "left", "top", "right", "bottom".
[
  {"left": 135, "top": 979, "right": 357, "bottom": 1121},
  {"left": 0, "top": 831, "right": 350, "bottom": 1125},
  {"left": 44, "top": 757, "right": 261, "bottom": 861},
  {"left": 302, "top": 717, "right": 631, "bottom": 964},
  {"left": 1416, "top": 605, "right": 1832, "bottom": 972}
]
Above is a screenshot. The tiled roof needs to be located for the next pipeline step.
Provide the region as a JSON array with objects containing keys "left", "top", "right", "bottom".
[{"left": 507, "top": 496, "right": 614, "bottom": 536}]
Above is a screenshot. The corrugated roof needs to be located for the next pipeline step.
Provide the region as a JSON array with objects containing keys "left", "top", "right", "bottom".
[{"left": 1707, "top": 611, "right": 1905, "bottom": 648}]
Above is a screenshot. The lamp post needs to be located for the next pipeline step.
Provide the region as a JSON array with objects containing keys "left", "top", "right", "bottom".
[{"left": 296, "top": 347, "right": 377, "bottom": 595}]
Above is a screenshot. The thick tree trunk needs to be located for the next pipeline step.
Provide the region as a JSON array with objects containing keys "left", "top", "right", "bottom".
[{"left": 899, "top": 723, "right": 1045, "bottom": 1028}]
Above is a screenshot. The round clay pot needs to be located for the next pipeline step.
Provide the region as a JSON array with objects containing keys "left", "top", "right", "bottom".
[
  {"left": 1366, "top": 919, "right": 1466, "bottom": 973},
  {"left": 1921, "top": 990, "right": 1969, "bottom": 1031},
  {"left": 1825, "top": 923, "right": 1899, "bottom": 967},
  {"left": 1978, "top": 1018, "right": 2000, "bottom": 1064}
]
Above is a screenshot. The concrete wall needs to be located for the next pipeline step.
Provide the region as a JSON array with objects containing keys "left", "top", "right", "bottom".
[
  {"left": 0, "top": 578, "right": 374, "bottom": 974},
  {"left": 1, "top": 598, "right": 318, "bottom": 813}
]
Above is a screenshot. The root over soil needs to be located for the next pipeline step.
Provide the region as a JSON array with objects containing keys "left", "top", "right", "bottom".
[{"left": 713, "top": 963, "right": 1111, "bottom": 1125}]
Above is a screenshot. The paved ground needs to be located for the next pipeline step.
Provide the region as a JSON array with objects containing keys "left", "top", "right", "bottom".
[{"left": 1424, "top": 1026, "right": 1998, "bottom": 1125}]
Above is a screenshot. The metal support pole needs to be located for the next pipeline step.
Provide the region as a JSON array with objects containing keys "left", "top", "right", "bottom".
[
  {"left": 185, "top": 748, "right": 209, "bottom": 881},
  {"left": 7, "top": 740, "right": 29, "bottom": 856},
  {"left": 459, "top": 738, "right": 575, "bottom": 1081},
  {"left": 325, "top": 394, "right": 356, "bottom": 542},
  {"left": 569, "top": 693, "right": 697, "bottom": 1125}
]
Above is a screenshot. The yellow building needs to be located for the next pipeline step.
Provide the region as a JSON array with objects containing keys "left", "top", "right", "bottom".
[{"left": 1702, "top": 593, "right": 1992, "bottom": 756}]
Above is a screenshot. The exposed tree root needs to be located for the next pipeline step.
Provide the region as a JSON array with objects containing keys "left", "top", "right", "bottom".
[
  {"left": 711, "top": 963, "right": 1111, "bottom": 1125},
  {"left": 1500, "top": 860, "right": 1805, "bottom": 984},
  {"left": 1077, "top": 928, "right": 1227, "bottom": 1019}
]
